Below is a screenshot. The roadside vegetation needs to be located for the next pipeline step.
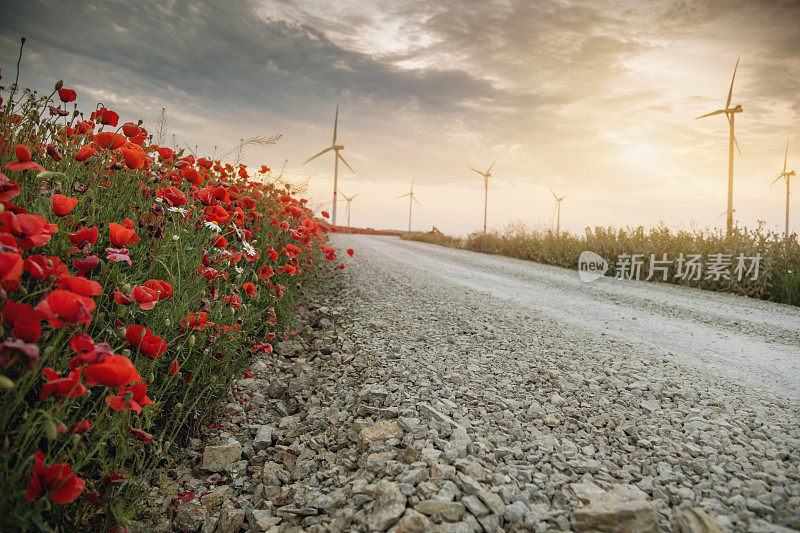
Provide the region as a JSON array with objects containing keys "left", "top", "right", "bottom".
[
  {"left": 404, "top": 223, "right": 800, "bottom": 306},
  {"left": 0, "top": 45, "right": 346, "bottom": 530}
]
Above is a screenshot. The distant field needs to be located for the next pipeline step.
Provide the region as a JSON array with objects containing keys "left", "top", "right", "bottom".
[{"left": 403, "top": 224, "right": 800, "bottom": 306}]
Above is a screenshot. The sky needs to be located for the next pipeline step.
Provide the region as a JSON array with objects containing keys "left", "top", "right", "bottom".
[{"left": 1, "top": 0, "right": 799, "bottom": 235}]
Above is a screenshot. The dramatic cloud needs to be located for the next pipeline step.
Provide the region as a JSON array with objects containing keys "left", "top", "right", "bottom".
[{"left": 1, "top": 0, "right": 798, "bottom": 234}]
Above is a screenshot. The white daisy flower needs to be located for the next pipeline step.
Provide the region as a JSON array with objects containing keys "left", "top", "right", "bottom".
[{"left": 205, "top": 221, "right": 222, "bottom": 233}]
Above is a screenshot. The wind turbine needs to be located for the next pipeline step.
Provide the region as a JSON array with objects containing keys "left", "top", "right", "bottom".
[
  {"left": 550, "top": 187, "right": 568, "bottom": 234},
  {"left": 696, "top": 57, "right": 743, "bottom": 236},
  {"left": 469, "top": 160, "right": 496, "bottom": 232},
  {"left": 770, "top": 137, "right": 795, "bottom": 240},
  {"left": 396, "top": 178, "right": 420, "bottom": 232},
  {"left": 304, "top": 104, "right": 355, "bottom": 226},
  {"left": 340, "top": 191, "right": 360, "bottom": 228}
]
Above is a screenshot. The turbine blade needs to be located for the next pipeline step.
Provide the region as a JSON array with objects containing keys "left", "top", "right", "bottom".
[
  {"left": 726, "top": 57, "right": 739, "bottom": 110},
  {"left": 303, "top": 147, "right": 332, "bottom": 164},
  {"left": 396, "top": 193, "right": 411, "bottom": 199},
  {"left": 550, "top": 187, "right": 558, "bottom": 200},
  {"left": 332, "top": 104, "right": 339, "bottom": 145},
  {"left": 695, "top": 109, "right": 726, "bottom": 119},
  {"left": 770, "top": 174, "right": 784, "bottom": 186},
  {"left": 784, "top": 137, "right": 790, "bottom": 173},
  {"left": 413, "top": 197, "right": 421, "bottom": 206},
  {"left": 733, "top": 133, "right": 742, "bottom": 156},
  {"left": 487, "top": 159, "right": 497, "bottom": 173},
  {"left": 337, "top": 152, "right": 355, "bottom": 173},
  {"left": 468, "top": 167, "right": 483, "bottom": 176},
  {"left": 351, "top": 193, "right": 360, "bottom": 199}
]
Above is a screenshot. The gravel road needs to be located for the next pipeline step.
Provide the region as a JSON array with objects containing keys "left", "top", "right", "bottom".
[
  {"left": 146, "top": 234, "right": 800, "bottom": 533},
  {"left": 356, "top": 235, "right": 800, "bottom": 402}
]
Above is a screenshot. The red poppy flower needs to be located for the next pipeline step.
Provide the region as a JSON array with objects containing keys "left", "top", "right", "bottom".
[
  {"left": 58, "top": 276, "right": 102, "bottom": 297},
  {"left": 155, "top": 186, "right": 186, "bottom": 207},
  {"left": 26, "top": 450, "right": 85, "bottom": 504},
  {"left": 169, "top": 359, "right": 179, "bottom": 376},
  {"left": 258, "top": 265, "right": 274, "bottom": 280},
  {"left": 243, "top": 282, "right": 256, "bottom": 296},
  {"left": 109, "top": 222, "right": 141, "bottom": 247},
  {"left": 72, "top": 254, "right": 100, "bottom": 275},
  {"left": 0, "top": 249, "right": 23, "bottom": 283},
  {"left": 68, "top": 226, "right": 99, "bottom": 246},
  {"left": 120, "top": 148, "right": 145, "bottom": 170},
  {"left": 211, "top": 234, "right": 228, "bottom": 248},
  {"left": 58, "top": 88, "right": 77, "bottom": 103},
  {"left": 75, "top": 146, "right": 96, "bottom": 162},
  {"left": 35, "top": 290, "right": 96, "bottom": 328},
  {"left": 83, "top": 353, "right": 141, "bottom": 387},
  {"left": 181, "top": 167, "right": 203, "bottom": 185},
  {"left": 347, "top": 248, "right": 355, "bottom": 257},
  {"left": 265, "top": 248, "right": 279, "bottom": 261},
  {"left": 128, "top": 426, "right": 153, "bottom": 442},
  {"left": 0, "top": 212, "right": 59, "bottom": 249},
  {"left": 321, "top": 210, "right": 329, "bottom": 218},
  {"left": 105, "top": 382, "right": 154, "bottom": 414},
  {"left": 130, "top": 285, "right": 159, "bottom": 310},
  {"left": 197, "top": 158, "right": 213, "bottom": 169},
  {"left": 46, "top": 144, "right": 63, "bottom": 162},
  {"left": 52, "top": 194, "right": 79, "bottom": 216},
  {"left": 2, "top": 145, "right": 45, "bottom": 172},
  {"left": 180, "top": 312, "right": 213, "bottom": 330},
  {"left": 339, "top": 264, "right": 345, "bottom": 269},
  {"left": 143, "top": 279, "right": 172, "bottom": 300},
  {"left": 90, "top": 107, "right": 119, "bottom": 127},
  {"left": 93, "top": 132, "right": 126, "bottom": 150},
  {"left": 3, "top": 301, "right": 44, "bottom": 343},
  {"left": 39, "top": 367, "right": 87, "bottom": 400},
  {"left": 24, "top": 255, "right": 69, "bottom": 281},
  {"left": 114, "top": 289, "right": 132, "bottom": 305},
  {"left": 125, "top": 325, "right": 169, "bottom": 359},
  {"left": 0, "top": 173, "right": 21, "bottom": 201},
  {"left": 71, "top": 420, "right": 92, "bottom": 434},
  {"left": 156, "top": 147, "right": 174, "bottom": 162},
  {"left": 105, "top": 247, "right": 132, "bottom": 265},
  {"left": 122, "top": 122, "right": 140, "bottom": 137}
]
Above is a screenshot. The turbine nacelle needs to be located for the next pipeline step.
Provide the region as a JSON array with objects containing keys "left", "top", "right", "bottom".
[{"left": 333, "top": 145, "right": 345, "bottom": 151}]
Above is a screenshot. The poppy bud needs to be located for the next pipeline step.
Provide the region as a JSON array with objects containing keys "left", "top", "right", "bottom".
[
  {"left": 0, "top": 204, "right": 4, "bottom": 215},
  {"left": 95, "top": 311, "right": 105, "bottom": 323},
  {"left": 43, "top": 346, "right": 54, "bottom": 359},
  {"left": 164, "top": 319, "right": 171, "bottom": 327},
  {"left": 149, "top": 372, "right": 154, "bottom": 382},
  {"left": 122, "top": 283, "right": 131, "bottom": 293},
  {"left": 122, "top": 349, "right": 131, "bottom": 358},
  {"left": 45, "top": 420, "right": 58, "bottom": 440},
  {"left": 55, "top": 80, "right": 64, "bottom": 90},
  {"left": 0, "top": 375, "right": 14, "bottom": 390},
  {"left": 188, "top": 335, "right": 196, "bottom": 347}
]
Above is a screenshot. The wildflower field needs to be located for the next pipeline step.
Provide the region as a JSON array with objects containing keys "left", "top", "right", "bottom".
[
  {"left": 404, "top": 224, "right": 800, "bottom": 306},
  {"left": 0, "top": 60, "right": 345, "bottom": 528}
]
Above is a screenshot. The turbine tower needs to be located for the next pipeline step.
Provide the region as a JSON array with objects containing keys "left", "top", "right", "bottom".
[
  {"left": 469, "top": 160, "right": 496, "bottom": 233},
  {"left": 396, "top": 178, "right": 420, "bottom": 232},
  {"left": 304, "top": 104, "right": 355, "bottom": 226},
  {"left": 340, "top": 191, "right": 360, "bottom": 228},
  {"left": 696, "top": 57, "right": 743, "bottom": 235},
  {"left": 550, "top": 187, "right": 568, "bottom": 234},
  {"left": 770, "top": 137, "right": 795, "bottom": 240}
]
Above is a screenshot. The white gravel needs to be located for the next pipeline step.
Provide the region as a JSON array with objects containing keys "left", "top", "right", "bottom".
[{"left": 354, "top": 235, "right": 800, "bottom": 402}]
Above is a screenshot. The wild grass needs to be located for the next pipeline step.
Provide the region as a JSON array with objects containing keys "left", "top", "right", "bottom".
[{"left": 404, "top": 222, "right": 800, "bottom": 306}]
